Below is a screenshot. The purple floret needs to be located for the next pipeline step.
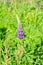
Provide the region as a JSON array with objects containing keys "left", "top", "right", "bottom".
[{"left": 17, "top": 30, "right": 24, "bottom": 39}]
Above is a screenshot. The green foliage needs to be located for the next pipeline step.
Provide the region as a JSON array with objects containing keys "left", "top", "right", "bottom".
[{"left": 0, "top": 1, "right": 43, "bottom": 65}]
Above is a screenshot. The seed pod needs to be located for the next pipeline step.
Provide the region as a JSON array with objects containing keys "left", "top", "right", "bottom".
[{"left": 16, "top": 14, "right": 24, "bottom": 39}]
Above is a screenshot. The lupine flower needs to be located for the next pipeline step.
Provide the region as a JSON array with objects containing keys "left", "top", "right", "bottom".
[{"left": 16, "top": 14, "right": 24, "bottom": 39}]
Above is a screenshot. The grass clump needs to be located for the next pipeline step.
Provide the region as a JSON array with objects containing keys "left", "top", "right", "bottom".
[{"left": 0, "top": 0, "right": 43, "bottom": 65}]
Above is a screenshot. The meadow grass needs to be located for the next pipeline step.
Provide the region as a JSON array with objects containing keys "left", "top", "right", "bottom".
[{"left": 0, "top": 0, "right": 43, "bottom": 65}]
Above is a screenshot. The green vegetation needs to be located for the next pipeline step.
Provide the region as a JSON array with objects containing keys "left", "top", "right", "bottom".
[{"left": 0, "top": 0, "right": 43, "bottom": 65}]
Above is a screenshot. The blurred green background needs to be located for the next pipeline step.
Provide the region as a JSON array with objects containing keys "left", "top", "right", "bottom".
[{"left": 0, "top": 0, "right": 43, "bottom": 65}]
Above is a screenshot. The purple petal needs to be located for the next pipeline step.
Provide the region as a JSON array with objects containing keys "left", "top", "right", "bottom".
[{"left": 17, "top": 30, "right": 24, "bottom": 39}]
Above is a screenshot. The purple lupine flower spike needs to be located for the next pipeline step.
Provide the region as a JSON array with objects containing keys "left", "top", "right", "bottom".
[{"left": 16, "top": 14, "right": 24, "bottom": 39}]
